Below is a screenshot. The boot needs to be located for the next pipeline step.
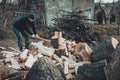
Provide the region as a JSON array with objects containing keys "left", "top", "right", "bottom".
[
  {"left": 25, "top": 45, "right": 32, "bottom": 50},
  {"left": 19, "top": 46, "right": 23, "bottom": 52}
]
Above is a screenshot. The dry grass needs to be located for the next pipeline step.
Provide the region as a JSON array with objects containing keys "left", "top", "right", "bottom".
[{"left": 94, "top": 24, "right": 119, "bottom": 36}]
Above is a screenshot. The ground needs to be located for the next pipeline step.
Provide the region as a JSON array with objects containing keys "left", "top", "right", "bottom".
[
  {"left": 0, "top": 26, "right": 51, "bottom": 50},
  {"left": 0, "top": 24, "right": 120, "bottom": 50}
]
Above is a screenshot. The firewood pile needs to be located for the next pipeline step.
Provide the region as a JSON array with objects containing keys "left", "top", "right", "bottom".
[{"left": 0, "top": 31, "right": 120, "bottom": 80}]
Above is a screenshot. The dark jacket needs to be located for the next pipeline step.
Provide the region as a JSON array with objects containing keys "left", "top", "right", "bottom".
[{"left": 13, "top": 17, "right": 37, "bottom": 35}]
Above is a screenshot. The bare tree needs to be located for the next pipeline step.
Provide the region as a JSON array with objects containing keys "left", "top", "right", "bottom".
[{"left": 0, "top": 0, "right": 7, "bottom": 13}]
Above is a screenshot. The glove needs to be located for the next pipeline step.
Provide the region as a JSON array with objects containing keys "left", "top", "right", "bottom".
[
  {"left": 31, "top": 34, "right": 35, "bottom": 38},
  {"left": 35, "top": 34, "right": 39, "bottom": 38}
]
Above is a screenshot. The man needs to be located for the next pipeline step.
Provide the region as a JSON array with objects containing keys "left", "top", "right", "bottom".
[{"left": 12, "top": 13, "right": 39, "bottom": 51}]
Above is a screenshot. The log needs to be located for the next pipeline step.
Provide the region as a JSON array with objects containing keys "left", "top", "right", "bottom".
[
  {"left": 31, "top": 41, "right": 43, "bottom": 47},
  {"left": 111, "top": 37, "right": 119, "bottom": 49},
  {"left": 51, "top": 38, "right": 59, "bottom": 49},
  {"left": 68, "top": 61, "right": 91, "bottom": 69},
  {"left": 1, "top": 51, "right": 14, "bottom": 58},
  {"left": 34, "top": 53, "right": 43, "bottom": 59},
  {"left": 66, "top": 74, "right": 76, "bottom": 80},
  {"left": 61, "top": 56, "right": 75, "bottom": 64},
  {"left": 68, "top": 53, "right": 77, "bottom": 62},
  {"left": 51, "top": 31, "right": 63, "bottom": 44},
  {"left": 91, "top": 37, "right": 119, "bottom": 63},
  {"left": 56, "top": 63, "right": 67, "bottom": 80},
  {"left": 25, "top": 54, "right": 37, "bottom": 69},
  {"left": 104, "top": 46, "right": 120, "bottom": 80},
  {"left": 8, "top": 47, "right": 19, "bottom": 53},
  {"left": 3, "top": 71, "right": 28, "bottom": 80},
  {"left": 52, "top": 54, "right": 63, "bottom": 63},
  {"left": 105, "top": 58, "right": 120, "bottom": 80},
  {"left": 11, "top": 58, "right": 21, "bottom": 70},
  {"left": 26, "top": 57, "right": 64, "bottom": 80},
  {"left": 20, "top": 49, "right": 29, "bottom": 60},
  {"left": 0, "top": 46, "right": 6, "bottom": 50},
  {"left": 39, "top": 45, "right": 55, "bottom": 57},
  {"left": 51, "top": 31, "right": 59, "bottom": 39},
  {"left": 31, "top": 41, "right": 55, "bottom": 57},
  {"left": 64, "top": 61, "right": 69, "bottom": 74},
  {"left": 76, "top": 60, "right": 107, "bottom": 80},
  {"left": 54, "top": 49, "right": 66, "bottom": 58},
  {"left": 51, "top": 31, "right": 65, "bottom": 49},
  {"left": 68, "top": 68, "right": 75, "bottom": 74},
  {"left": 74, "top": 42, "right": 93, "bottom": 61}
]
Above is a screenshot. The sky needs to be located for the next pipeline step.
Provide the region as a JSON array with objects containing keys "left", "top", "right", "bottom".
[{"left": 95, "top": 0, "right": 118, "bottom": 3}]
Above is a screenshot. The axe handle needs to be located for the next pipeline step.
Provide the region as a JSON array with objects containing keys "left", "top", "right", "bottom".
[{"left": 37, "top": 37, "right": 51, "bottom": 42}]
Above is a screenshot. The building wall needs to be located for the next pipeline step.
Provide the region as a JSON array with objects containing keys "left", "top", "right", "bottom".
[
  {"left": 72, "top": 0, "right": 92, "bottom": 11},
  {"left": 45, "top": 0, "right": 72, "bottom": 26},
  {"left": 72, "top": 0, "right": 94, "bottom": 21},
  {"left": 46, "top": 0, "right": 94, "bottom": 26}
]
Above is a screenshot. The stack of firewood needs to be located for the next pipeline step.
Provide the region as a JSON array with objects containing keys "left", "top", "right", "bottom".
[{"left": 0, "top": 31, "right": 119, "bottom": 80}]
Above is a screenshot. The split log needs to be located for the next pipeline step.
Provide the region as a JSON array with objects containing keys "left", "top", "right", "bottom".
[
  {"left": 64, "top": 61, "right": 69, "bottom": 74},
  {"left": 66, "top": 74, "right": 76, "bottom": 80},
  {"left": 25, "top": 54, "right": 37, "bottom": 69},
  {"left": 0, "top": 46, "right": 6, "bottom": 51},
  {"left": 51, "top": 31, "right": 59, "bottom": 39},
  {"left": 74, "top": 42, "right": 93, "bottom": 61},
  {"left": 20, "top": 49, "right": 29, "bottom": 60},
  {"left": 31, "top": 41, "right": 55, "bottom": 57},
  {"left": 68, "top": 61, "right": 91, "bottom": 69},
  {"left": 51, "top": 31, "right": 63, "bottom": 44},
  {"left": 61, "top": 56, "right": 75, "bottom": 64},
  {"left": 51, "top": 38, "right": 59, "bottom": 49},
  {"left": 8, "top": 47, "right": 19, "bottom": 53},
  {"left": 1, "top": 51, "right": 14, "bottom": 58},
  {"left": 26, "top": 57, "right": 64, "bottom": 80},
  {"left": 11, "top": 58, "right": 21, "bottom": 70},
  {"left": 39, "top": 46, "right": 55, "bottom": 57},
  {"left": 52, "top": 54, "right": 63, "bottom": 63},
  {"left": 51, "top": 31, "right": 65, "bottom": 49},
  {"left": 68, "top": 53, "right": 77, "bottom": 62},
  {"left": 91, "top": 37, "right": 119, "bottom": 63}
]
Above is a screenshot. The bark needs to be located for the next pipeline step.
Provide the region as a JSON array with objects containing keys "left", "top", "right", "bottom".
[
  {"left": 104, "top": 46, "right": 120, "bottom": 80},
  {"left": 3, "top": 71, "right": 28, "bottom": 80},
  {"left": 91, "top": 37, "right": 119, "bottom": 63},
  {"left": 26, "top": 57, "right": 64, "bottom": 80},
  {"left": 76, "top": 60, "right": 106, "bottom": 80}
]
